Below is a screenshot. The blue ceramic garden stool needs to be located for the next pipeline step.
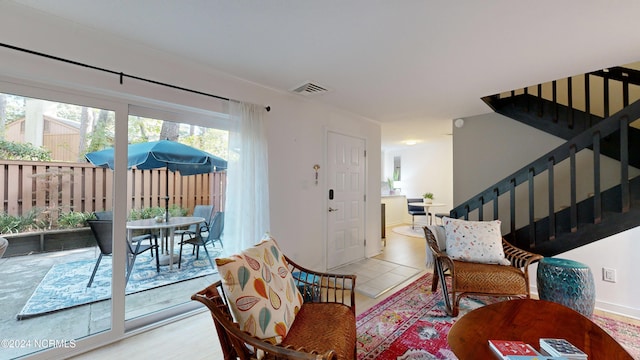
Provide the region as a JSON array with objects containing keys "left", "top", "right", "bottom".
[
  {"left": 536, "top": 257, "right": 595, "bottom": 317},
  {"left": 292, "top": 271, "right": 321, "bottom": 302}
]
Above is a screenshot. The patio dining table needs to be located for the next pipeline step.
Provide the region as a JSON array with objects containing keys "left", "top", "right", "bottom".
[{"left": 126, "top": 216, "right": 205, "bottom": 270}]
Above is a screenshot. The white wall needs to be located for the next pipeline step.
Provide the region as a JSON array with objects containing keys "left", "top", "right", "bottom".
[
  {"left": 381, "top": 195, "right": 407, "bottom": 227},
  {"left": 384, "top": 136, "right": 453, "bottom": 226},
  {"left": 529, "top": 229, "right": 640, "bottom": 318},
  {"left": 452, "top": 112, "right": 565, "bottom": 205},
  {"left": 453, "top": 111, "right": 640, "bottom": 319},
  {"left": 0, "top": 1, "right": 382, "bottom": 271}
]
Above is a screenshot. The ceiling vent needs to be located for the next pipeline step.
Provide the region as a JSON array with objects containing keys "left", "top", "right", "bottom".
[{"left": 290, "top": 81, "right": 331, "bottom": 96}]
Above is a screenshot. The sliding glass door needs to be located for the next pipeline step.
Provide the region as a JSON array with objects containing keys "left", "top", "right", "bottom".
[
  {"left": 0, "top": 90, "right": 115, "bottom": 359},
  {"left": 0, "top": 82, "right": 227, "bottom": 359},
  {"left": 122, "top": 108, "right": 226, "bottom": 326}
]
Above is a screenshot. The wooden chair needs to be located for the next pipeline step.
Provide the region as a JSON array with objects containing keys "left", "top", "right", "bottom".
[
  {"left": 423, "top": 226, "right": 542, "bottom": 316},
  {"left": 192, "top": 255, "right": 357, "bottom": 360}
]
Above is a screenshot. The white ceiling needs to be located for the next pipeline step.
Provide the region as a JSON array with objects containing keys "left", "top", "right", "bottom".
[{"left": 10, "top": 0, "right": 640, "bottom": 150}]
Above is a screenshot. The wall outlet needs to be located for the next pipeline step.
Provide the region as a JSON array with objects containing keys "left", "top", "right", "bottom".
[{"left": 603, "top": 267, "right": 617, "bottom": 283}]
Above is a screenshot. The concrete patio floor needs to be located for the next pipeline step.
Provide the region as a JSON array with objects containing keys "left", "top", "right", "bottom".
[{"left": 0, "top": 245, "right": 220, "bottom": 359}]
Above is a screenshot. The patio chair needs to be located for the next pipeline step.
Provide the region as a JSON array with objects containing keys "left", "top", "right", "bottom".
[
  {"left": 178, "top": 211, "right": 223, "bottom": 270},
  {"left": 0, "top": 237, "right": 7, "bottom": 258},
  {"left": 207, "top": 211, "right": 224, "bottom": 249},
  {"left": 93, "top": 210, "right": 113, "bottom": 220},
  {"left": 86, "top": 219, "right": 160, "bottom": 287},
  {"left": 93, "top": 210, "right": 156, "bottom": 256},
  {"left": 174, "top": 204, "right": 214, "bottom": 246}
]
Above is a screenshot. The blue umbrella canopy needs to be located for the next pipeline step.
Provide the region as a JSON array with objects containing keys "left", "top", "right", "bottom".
[
  {"left": 85, "top": 140, "right": 227, "bottom": 174},
  {"left": 86, "top": 140, "right": 227, "bottom": 218}
]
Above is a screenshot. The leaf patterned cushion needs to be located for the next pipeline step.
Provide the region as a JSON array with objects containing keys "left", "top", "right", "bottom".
[
  {"left": 215, "top": 238, "right": 304, "bottom": 343},
  {"left": 442, "top": 217, "right": 511, "bottom": 265}
]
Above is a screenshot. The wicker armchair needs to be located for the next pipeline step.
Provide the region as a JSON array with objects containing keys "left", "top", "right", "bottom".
[
  {"left": 192, "top": 255, "right": 357, "bottom": 360},
  {"left": 423, "top": 226, "right": 542, "bottom": 317}
]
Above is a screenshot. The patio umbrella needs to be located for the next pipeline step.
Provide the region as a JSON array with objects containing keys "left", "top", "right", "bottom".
[{"left": 85, "top": 140, "right": 227, "bottom": 218}]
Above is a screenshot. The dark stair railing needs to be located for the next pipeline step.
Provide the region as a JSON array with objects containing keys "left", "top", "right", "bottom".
[
  {"left": 483, "top": 66, "right": 640, "bottom": 144},
  {"left": 450, "top": 99, "right": 640, "bottom": 256}
]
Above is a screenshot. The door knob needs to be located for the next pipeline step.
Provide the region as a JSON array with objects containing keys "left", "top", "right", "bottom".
[{"left": 328, "top": 207, "right": 339, "bottom": 212}]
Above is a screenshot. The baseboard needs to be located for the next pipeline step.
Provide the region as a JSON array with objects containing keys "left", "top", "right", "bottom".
[
  {"left": 531, "top": 289, "right": 640, "bottom": 320},
  {"left": 594, "top": 299, "right": 640, "bottom": 320}
]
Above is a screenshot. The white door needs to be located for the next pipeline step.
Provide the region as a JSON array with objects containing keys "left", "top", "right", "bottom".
[{"left": 327, "top": 132, "right": 366, "bottom": 269}]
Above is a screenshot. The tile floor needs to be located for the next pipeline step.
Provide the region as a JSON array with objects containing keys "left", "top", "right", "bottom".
[{"left": 331, "top": 257, "right": 421, "bottom": 298}]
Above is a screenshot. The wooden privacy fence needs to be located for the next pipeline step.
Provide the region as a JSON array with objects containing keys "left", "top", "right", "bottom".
[{"left": 0, "top": 160, "right": 226, "bottom": 219}]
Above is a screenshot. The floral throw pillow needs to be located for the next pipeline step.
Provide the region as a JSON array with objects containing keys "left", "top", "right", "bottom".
[
  {"left": 442, "top": 217, "right": 511, "bottom": 265},
  {"left": 215, "top": 238, "right": 304, "bottom": 343}
]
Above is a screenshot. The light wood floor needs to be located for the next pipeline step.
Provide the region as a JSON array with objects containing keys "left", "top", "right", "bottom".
[
  {"left": 70, "top": 226, "right": 638, "bottom": 359},
  {"left": 70, "top": 227, "right": 426, "bottom": 359}
]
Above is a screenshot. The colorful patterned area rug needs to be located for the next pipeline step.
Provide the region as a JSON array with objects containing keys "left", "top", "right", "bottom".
[
  {"left": 17, "top": 250, "right": 220, "bottom": 320},
  {"left": 356, "top": 273, "right": 640, "bottom": 359}
]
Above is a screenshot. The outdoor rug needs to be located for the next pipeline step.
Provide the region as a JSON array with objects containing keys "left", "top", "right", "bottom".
[
  {"left": 392, "top": 225, "right": 425, "bottom": 239},
  {"left": 356, "top": 273, "right": 640, "bottom": 359},
  {"left": 17, "top": 250, "right": 220, "bottom": 320}
]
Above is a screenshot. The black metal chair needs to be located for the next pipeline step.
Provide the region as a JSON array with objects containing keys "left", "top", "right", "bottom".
[
  {"left": 407, "top": 198, "right": 430, "bottom": 229},
  {"left": 174, "top": 205, "right": 214, "bottom": 246},
  {"left": 93, "top": 210, "right": 156, "bottom": 256},
  {"left": 93, "top": 210, "right": 113, "bottom": 220},
  {"left": 208, "top": 211, "right": 224, "bottom": 249},
  {"left": 86, "top": 219, "right": 160, "bottom": 287},
  {"left": 178, "top": 211, "right": 224, "bottom": 270}
]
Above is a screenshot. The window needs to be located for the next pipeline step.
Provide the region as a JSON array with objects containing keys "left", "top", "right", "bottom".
[{"left": 0, "top": 89, "right": 228, "bottom": 359}]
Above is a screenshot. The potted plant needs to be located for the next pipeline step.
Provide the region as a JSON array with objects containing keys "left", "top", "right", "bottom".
[
  {"left": 387, "top": 178, "right": 395, "bottom": 194},
  {"left": 422, "top": 192, "right": 434, "bottom": 204}
]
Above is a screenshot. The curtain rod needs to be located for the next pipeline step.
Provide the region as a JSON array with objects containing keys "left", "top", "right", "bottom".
[{"left": 0, "top": 42, "right": 271, "bottom": 112}]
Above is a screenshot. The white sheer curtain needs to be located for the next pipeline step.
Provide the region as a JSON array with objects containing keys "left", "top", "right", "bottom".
[{"left": 224, "top": 101, "right": 270, "bottom": 255}]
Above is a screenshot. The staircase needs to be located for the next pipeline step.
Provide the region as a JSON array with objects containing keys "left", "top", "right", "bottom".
[
  {"left": 451, "top": 66, "right": 640, "bottom": 257},
  {"left": 483, "top": 66, "right": 640, "bottom": 169}
]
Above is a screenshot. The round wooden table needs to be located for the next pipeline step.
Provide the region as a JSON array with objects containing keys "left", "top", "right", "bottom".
[{"left": 448, "top": 299, "right": 632, "bottom": 359}]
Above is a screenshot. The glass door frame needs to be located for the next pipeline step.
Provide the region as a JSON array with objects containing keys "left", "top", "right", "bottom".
[
  {"left": 0, "top": 75, "right": 227, "bottom": 359},
  {"left": 0, "top": 76, "right": 126, "bottom": 359},
  {"left": 123, "top": 104, "right": 229, "bottom": 331}
]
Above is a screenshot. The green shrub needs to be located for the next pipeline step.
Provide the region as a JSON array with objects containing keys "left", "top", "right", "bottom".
[
  {"left": 128, "top": 205, "right": 187, "bottom": 220},
  {"left": 0, "top": 139, "right": 52, "bottom": 161},
  {"left": 0, "top": 205, "right": 188, "bottom": 234},
  {"left": 0, "top": 209, "right": 42, "bottom": 233},
  {"left": 0, "top": 213, "right": 24, "bottom": 234},
  {"left": 57, "top": 211, "right": 94, "bottom": 229},
  {"left": 128, "top": 207, "right": 164, "bottom": 220}
]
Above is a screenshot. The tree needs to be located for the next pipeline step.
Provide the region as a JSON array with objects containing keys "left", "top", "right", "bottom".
[
  {"left": 182, "top": 128, "right": 228, "bottom": 159},
  {"left": 1, "top": 94, "right": 26, "bottom": 123},
  {"left": 87, "top": 109, "right": 113, "bottom": 153},
  {"left": 77, "top": 106, "right": 89, "bottom": 162},
  {"left": 0, "top": 94, "right": 5, "bottom": 140},
  {"left": 128, "top": 115, "right": 158, "bottom": 144},
  {"left": 159, "top": 121, "right": 179, "bottom": 141}
]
